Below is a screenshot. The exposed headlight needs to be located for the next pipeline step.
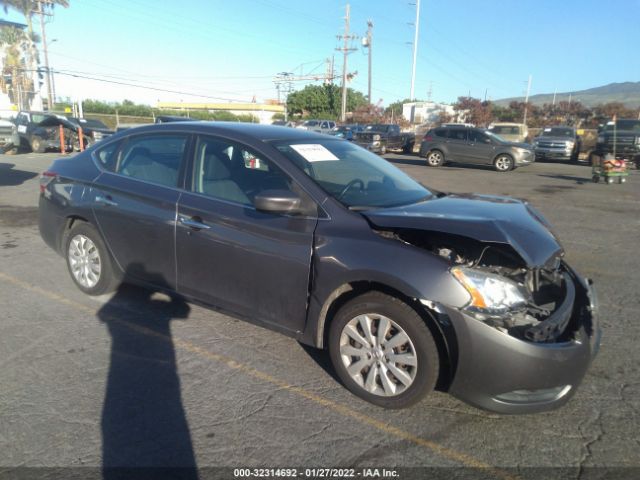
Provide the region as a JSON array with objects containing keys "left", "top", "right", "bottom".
[
  {"left": 373, "top": 134, "right": 381, "bottom": 141},
  {"left": 452, "top": 267, "right": 526, "bottom": 315},
  {"left": 565, "top": 141, "right": 575, "bottom": 151}
]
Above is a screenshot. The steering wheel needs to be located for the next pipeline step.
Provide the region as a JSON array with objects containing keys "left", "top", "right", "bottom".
[{"left": 337, "top": 179, "right": 365, "bottom": 200}]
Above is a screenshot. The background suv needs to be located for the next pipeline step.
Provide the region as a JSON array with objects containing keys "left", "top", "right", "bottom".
[
  {"left": 419, "top": 125, "right": 534, "bottom": 172},
  {"left": 533, "top": 126, "right": 581, "bottom": 162}
]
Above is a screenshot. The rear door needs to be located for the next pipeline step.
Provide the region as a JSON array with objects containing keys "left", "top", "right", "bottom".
[
  {"left": 445, "top": 127, "right": 469, "bottom": 162},
  {"left": 176, "top": 134, "right": 317, "bottom": 333},
  {"left": 91, "top": 133, "right": 189, "bottom": 289}
]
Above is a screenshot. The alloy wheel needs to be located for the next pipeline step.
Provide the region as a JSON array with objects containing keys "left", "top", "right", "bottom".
[
  {"left": 339, "top": 313, "right": 418, "bottom": 397},
  {"left": 68, "top": 234, "right": 102, "bottom": 289},
  {"left": 494, "top": 155, "right": 513, "bottom": 171},
  {"left": 427, "top": 151, "right": 442, "bottom": 166}
]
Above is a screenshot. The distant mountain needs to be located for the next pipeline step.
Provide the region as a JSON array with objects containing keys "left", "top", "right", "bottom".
[{"left": 495, "top": 82, "right": 640, "bottom": 108}]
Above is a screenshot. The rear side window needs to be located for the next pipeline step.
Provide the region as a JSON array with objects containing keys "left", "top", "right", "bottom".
[
  {"left": 116, "top": 134, "right": 188, "bottom": 187},
  {"left": 433, "top": 128, "right": 446, "bottom": 138},
  {"left": 447, "top": 128, "right": 467, "bottom": 141},
  {"left": 94, "top": 141, "right": 122, "bottom": 172},
  {"left": 468, "top": 130, "right": 489, "bottom": 143}
]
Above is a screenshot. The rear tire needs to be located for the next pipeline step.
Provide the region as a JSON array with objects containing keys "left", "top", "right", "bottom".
[
  {"left": 402, "top": 141, "right": 414, "bottom": 154},
  {"left": 425, "top": 149, "right": 444, "bottom": 167},
  {"left": 328, "top": 291, "right": 439, "bottom": 409},
  {"left": 64, "top": 221, "right": 119, "bottom": 296}
]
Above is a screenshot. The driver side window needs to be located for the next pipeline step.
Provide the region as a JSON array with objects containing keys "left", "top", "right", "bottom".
[{"left": 192, "top": 136, "right": 316, "bottom": 216}]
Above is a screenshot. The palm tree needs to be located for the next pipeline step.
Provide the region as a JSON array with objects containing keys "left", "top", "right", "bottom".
[
  {"left": 0, "top": 26, "right": 33, "bottom": 109},
  {"left": 1, "top": 1, "right": 68, "bottom": 108}
]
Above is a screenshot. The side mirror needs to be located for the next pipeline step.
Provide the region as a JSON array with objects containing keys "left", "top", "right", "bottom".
[{"left": 254, "top": 190, "right": 301, "bottom": 214}]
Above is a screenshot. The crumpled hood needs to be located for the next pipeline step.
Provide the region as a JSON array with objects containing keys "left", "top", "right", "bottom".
[
  {"left": 363, "top": 193, "right": 563, "bottom": 268},
  {"left": 37, "top": 115, "right": 78, "bottom": 131}
]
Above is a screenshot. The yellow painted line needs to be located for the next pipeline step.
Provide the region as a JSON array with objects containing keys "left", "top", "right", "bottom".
[{"left": 0, "top": 271, "right": 518, "bottom": 480}]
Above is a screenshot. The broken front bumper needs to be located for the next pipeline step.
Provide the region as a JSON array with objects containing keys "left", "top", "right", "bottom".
[{"left": 442, "top": 266, "right": 600, "bottom": 414}]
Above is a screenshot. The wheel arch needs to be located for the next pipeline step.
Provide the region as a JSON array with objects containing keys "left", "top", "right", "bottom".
[
  {"left": 316, "top": 280, "right": 456, "bottom": 391},
  {"left": 58, "top": 215, "right": 91, "bottom": 253}
]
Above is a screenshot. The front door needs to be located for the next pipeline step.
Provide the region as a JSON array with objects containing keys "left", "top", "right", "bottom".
[
  {"left": 466, "top": 130, "right": 497, "bottom": 165},
  {"left": 91, "top": 133, "right": 189, "bottom": 289},
  {"left": 176, "top": 135, "right": 317, "bottom": 333}
]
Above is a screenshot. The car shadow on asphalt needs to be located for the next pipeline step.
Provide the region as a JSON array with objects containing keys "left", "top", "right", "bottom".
[
  {"left": 0, "top": 163, "right": 37, "bottom": 187},
  {"left": 537, "top": 174, "right": 591, "bottom": 184},
  {"left": 384, "top": 156, "right": 424, "bottom": 167},
  {"left": 97, "top": 278, "right": 199, "bottom": 480},
  {"left": 297, "top": 343, "right": 342, "bottom": 384}
]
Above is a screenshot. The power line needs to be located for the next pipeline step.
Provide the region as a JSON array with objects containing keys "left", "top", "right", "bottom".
[{"left": 44, "top": 69, "right": 259, "bottom": 102}]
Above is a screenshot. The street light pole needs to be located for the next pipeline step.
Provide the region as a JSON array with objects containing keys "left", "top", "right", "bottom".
[
  {"left": 409, "top": 0, "right": 421, "bottom": 100},
  {"left": 37, "top": 0, "right": 54, "bottom": 109}
]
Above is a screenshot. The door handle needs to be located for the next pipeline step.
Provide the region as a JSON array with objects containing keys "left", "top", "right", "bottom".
[
  {"left": 95, "top": 194, "right": 118, "bottom": 207},
  {"left": 179, "top": 216, "right": 211, "bottom": 231}
]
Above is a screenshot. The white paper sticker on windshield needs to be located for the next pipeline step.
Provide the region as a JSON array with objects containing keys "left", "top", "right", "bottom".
[
  {"left": 291, "top": 144, "right": 339, "bottom": 162},
  {"left": 544, "top": 128, "right": 552, "bottom": 132}
]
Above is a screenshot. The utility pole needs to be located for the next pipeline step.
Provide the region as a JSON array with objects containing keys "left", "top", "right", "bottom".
[
  {"left": 336, "top": 4, "right": 357, "bottom": 122},
  {"left": 363, "top": 20, "right": 373, "bottom": 103},
  {"left": 37, "top": 0, "right": 55, "bottom": 109},
  {"left": 522, "top": 74, "right": 532, "bottom": 125},
  {"left": 409, "top": 0, "right": 421, "bottom": 100},
  {"left": 552, "top": 87, "right": 557, "bottom": 106}
]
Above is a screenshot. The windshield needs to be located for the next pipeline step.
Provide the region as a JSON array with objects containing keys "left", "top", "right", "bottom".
[
  {"left": 605, "top": 120, "right": 640, "bottom": 132},
  {"left": 272, "top": 139, "right": 431, "bottom": 209},
  {"left": 364, "top": 124, "right": 388, "bottom": 133},
  {"left": 303, "top": 120, "right": 319, "bottom": 127},
  {"left": 541, "top": 127, "right": 574, "bottom": 137},
  {"left": 31, "top": 114, "right": 50, "bottom": 123},
  {"left": 78, "top": 119, "right": 108, "bottom": 129},
  {"left": 490, "top": 125, "right": 522, "bottom": 135}
]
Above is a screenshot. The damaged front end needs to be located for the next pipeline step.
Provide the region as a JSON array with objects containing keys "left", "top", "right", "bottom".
[
  {"left": 374, "top": 227, "right": 601, "bottom": 413},
  {"left": 376, "top": 228, "right": 586, "bottom": 344}
]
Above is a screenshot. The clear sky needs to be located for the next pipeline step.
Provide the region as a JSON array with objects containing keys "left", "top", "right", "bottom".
[{"left": 4, "top": 0, "right": 640, "bottom": 107}]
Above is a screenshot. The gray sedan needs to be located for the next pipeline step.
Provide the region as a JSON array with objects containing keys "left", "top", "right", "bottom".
[
  {"left": 38, "top": 123, "right": 598, "bottom": 412},
  {"left": 420, "top": 126, "right": 534, "bottom": 172}
]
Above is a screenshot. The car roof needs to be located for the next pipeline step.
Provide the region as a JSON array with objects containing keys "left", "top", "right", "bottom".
[{"left": 110, "top": 121, "right": 331, "bottom": 142}]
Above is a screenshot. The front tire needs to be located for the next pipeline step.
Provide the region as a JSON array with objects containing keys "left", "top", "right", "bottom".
[
  {"left": 64, "top": 222, "right": 119, "bottom": 295},
  {"left": 30, "top": 136, "right": 46, "bottom": 153},
  {"left": 425, "top": 149, "right": 444, "bottom": 167},
  {"left": 329, "top": 292, "right": 439, "bottom": 409},
  {"left": 493, "top": 154, "right": 514, "bottom": 172}
]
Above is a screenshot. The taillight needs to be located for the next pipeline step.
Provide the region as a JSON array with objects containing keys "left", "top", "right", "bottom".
[
  {"left": 423, "top": 134, "right": 434, "bottom": 142},
  {"left": 39, "top": 171, "right": 57, "bottom": 194}
]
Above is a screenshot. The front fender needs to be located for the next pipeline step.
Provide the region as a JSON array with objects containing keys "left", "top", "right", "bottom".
[{"left": 300, "top": 217, "right": 471, "bottom": 347}]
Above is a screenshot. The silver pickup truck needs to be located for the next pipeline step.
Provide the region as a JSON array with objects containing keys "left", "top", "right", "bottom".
[
  {"left": 0, "top": 119, "right": 20, "bottom": 153},
  {"left": 533, "top": 126, "right": 581, "bottom": 162}
]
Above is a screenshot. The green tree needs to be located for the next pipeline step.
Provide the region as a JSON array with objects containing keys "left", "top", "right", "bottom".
[{"left": 286, "top": 84, "right": 368, "bottom": 119}]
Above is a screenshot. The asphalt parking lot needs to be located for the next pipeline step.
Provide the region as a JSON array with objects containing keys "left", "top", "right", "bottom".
[{"left": 1, "top": 152, "right": 639, "bottom": 479}]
